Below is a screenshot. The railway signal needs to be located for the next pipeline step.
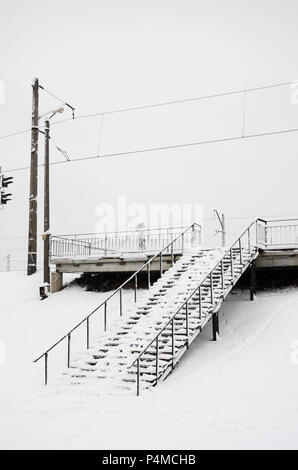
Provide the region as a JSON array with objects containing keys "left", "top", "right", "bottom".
[{"left": 0, "top": 166, "right": 14, "bottom": 208}]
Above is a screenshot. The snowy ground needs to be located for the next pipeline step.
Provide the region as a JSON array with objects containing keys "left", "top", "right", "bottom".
[{"left": 0, "top": 271, "right": 298, "bottom": 449}]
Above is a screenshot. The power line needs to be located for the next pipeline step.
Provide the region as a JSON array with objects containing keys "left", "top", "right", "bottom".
[
  {"left": 52, "top": 79, "right": 294, "bottom": 124},
  {"left": 4, "top": 126, "right": 298, "bottom": 173},
  {"left": 0, "top": 128, "right": 31, "bottom": 140},
  {"left": 0, "top": 79, "right": 294, "bottom": 141}
]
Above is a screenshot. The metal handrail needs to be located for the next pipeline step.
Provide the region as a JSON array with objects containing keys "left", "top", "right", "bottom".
[
  {"left": 127, "top": 218, "right": 266, "bottom": 388},
  {"left": 34, "top": 223, "right": 201, "bottom": 384},
  {"left": 264, "top": 217, "right": 298, "bottom": 223}
]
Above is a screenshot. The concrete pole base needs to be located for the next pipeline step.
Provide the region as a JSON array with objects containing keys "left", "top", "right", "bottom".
[{"left": 50, "top": 271, "right": 63, "bottom": 293}]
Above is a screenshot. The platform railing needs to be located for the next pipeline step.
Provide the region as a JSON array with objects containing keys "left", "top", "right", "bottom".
[
  {"left": 264, "top": 218, "right": 298, "bottom": 247},
  {"left": 34, "top": 223, "right": 201, "bottom": 384},
  {"left": 50, "top": 225, "right": 198, "bottom": 259}
]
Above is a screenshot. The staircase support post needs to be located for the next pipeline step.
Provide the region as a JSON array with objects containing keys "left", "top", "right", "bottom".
[
  {"left": 250, "top": 260, "right": 256, "bottom": 301},
  {"left": 212, "top": 312, "right": 219, "bottom": 341},
  {"left": 185, "top": 302, "right": 189, "bottom": 348}
]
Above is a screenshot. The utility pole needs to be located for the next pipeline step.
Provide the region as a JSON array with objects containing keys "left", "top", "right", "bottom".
[
  {"left": 43, "top": 120, "right": 50, "bottom": 284},
  {"left": 27, "top": 78, "right": 39, "bottom": 275},
  {"left": 214, "top": 210, "right": 226, "bottom": 247}
]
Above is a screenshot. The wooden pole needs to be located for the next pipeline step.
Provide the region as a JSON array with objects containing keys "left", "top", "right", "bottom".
[{"left": 27, "top": 78, "right": 39, "bottom": 275}]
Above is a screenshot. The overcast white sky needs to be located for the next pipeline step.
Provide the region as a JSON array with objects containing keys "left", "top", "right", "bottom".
[{"left": 0, "top": 0, "right": 298, "bottom": 268}]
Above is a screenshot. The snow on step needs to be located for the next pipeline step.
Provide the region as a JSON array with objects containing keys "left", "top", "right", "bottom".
[{"left": 63, "top": 248, "right": 229, "bottom": 390}]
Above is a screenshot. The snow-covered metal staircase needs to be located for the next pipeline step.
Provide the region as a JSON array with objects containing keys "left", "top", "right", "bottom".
[
  {"left": 61, "top": 220, "right": 264, "bottom": 394},
  {"left": 34, "top": 219, "right": 266, "bottom": 394},
  {"left": 64, "top": 248, "right": 224, "bottom": 390}
]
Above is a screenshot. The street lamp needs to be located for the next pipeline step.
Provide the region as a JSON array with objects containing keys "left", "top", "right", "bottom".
[
  {"left": 27, "top": 78, "right": 74, "bottom": 278},
  {"left": 39, "top": 106, "right": 64, "bottom": 120}
]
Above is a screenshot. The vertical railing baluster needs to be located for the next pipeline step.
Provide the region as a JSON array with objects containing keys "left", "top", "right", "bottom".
[
  {"left": 172, "top": 319, "right": 175, "bottom": 369},
  {"left": 199, "top": 286, "right": 202, "bottom": 320},
  {"left": 185, "top": 302, "right": 189, "bottom": 348},
  {"left": 44, "top": 352, "right": 48, "bottom": 385},
  {"left": 119, "top": 288, "right": 123, "bottom": 317},
  {"left": 160, "top": 252, "right": 163, "bottom": 277},
  {"left": 239, "top": 238, "right": 242, "bottom": 264},
  {"left": 104, "top": 302, "right": 107, "bottom": 331},
  {"left": 134, "top": 275, "right": 137, "bottom": 302},
  {"left": 156, "top": 338, "right": 159, "bottom": 384},
  {"left": 248, "top": 227, "right": 251, "bottom": 253},
  {"left": 171, "top": 242, "right": 174, "bottom": 266},
  {"left": 221, "top": 260, "right": 224, "bottom": 290},
  {"left": 86, "top": 317, "right": 90, "bottom": 349},
  {"left": 147, "top": 263, "right": 151, "bottom": 289},
  {"left": 137, "top": 358, "right": 140, "bottom": 396},
  {"left": 67, "top": 333, "right": 71, "bottom": 368},
  {"left": 182, "top": 233, "right": 184, "bottom": 255},
  {"left": 230, "top": 249, "right": 234, "bottom": 277},
  {"left": 210, "top": 272, "right": 214, "bottom": 306}
]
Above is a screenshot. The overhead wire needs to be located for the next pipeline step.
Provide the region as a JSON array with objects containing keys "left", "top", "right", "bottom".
[{"left": 4, "top": 125, "right": 298, "bottom": 173}]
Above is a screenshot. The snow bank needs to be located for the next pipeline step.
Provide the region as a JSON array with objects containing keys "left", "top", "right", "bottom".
[{"left": 0, "top": 271, "right": 298, "bottom": 449}]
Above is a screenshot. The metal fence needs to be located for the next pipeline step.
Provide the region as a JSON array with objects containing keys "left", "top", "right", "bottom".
[
  {"left": 50, "top": 225, "right": 202, "bottom": 259},
  {"left": 265, "top": 219, "right": 298, "bottom": 247}
]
